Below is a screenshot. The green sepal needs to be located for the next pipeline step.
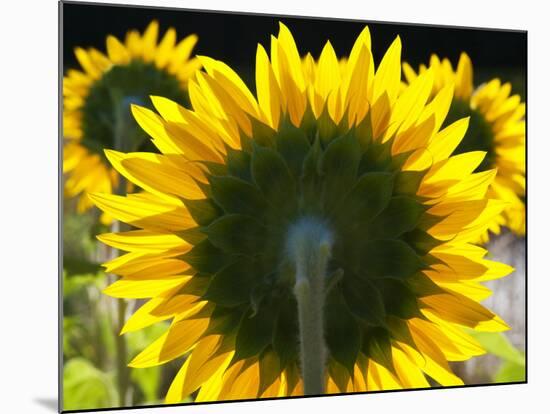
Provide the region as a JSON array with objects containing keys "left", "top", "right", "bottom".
[
  {"left": 181, "top": 239, "right": 232, "bottom": 274},
  {"left": 359, "top": 239, "right": 423, "bottom": 280},
  {"left": 374, "top": 278, "right": 422, "bottom": 319},
  {"left": 328, "top": 359, "right": 353, "bottom": 392},
  {"left": 407, "top": 272, "right": 446, "bottom": 297},
  {"left": 394, "top": 170, "right": 428, "bottom": 196},
  {"left": 209, "top": 175, "right": 267, "bottom": 217},
  {"left": 319, "top": 129, "right": 362, "bottom": 213},
  {"left": 272, "top": 295, "right": 299, "bottom": 368},
  {"left": 226, "top": 148, "right": 252, "bottom": 182},
  {"left": 175, "top": 227, "right": 207, "bottom": 245},
  {"left": 317, "top": 104, "right": 339, "bottom": 145},
  {"left": 300, "top": 136, "right": 324, "bottom": 212},
  {"left": 251, "top": 143, "right": 297, "bottom": 211},
  {"left": 367, "top": 196, "right": 426, "bottom": 239},
  {"left": 176, "top": 274, "right": 210, "bottom": 297},
  {"left": 358, "top": 138, "right": 393, "bottom": 173},
  {"left": 354, "top": 111, "right": 374, "bottom": 152},
  {"left": 203, "top": 306, "right": 244, "bottom": 337},
  {"left": 204, "top": 214, "right": 266, "bottom": 256},
  {"left": 403, "top": 228, "right": 441, "bottom": 256},
  {"left": 338, "top": 172, "right": 394, "bottom": 223},
  {"left": 203, "top": 258, "right": 260, "bottom": 307},
  {"left": 365, "top": 328, "right": 396, "bottom": 374},
  {"left": 275, "top": 121, "right": 311, "bottom": 179},
  {"left": 201, "top": 161, "right": 227, "bottom": 177},
  {"left": 258, "top": 347, "right": 283, "bottom": 397},
  {"left": 182, "top": 198, "right": 221, "bottom": 226},
  {"left": 342, "top": 276, "right": 387, "bottom": 327},
  {"left": 325, "top": 301, "right": 361, "bottom": 374},
  {"left": 250, "top": 117, "right": 277, "bottom": 148},
  {"left": 233, "top": 304, "right": 277, "bottom": 361}
]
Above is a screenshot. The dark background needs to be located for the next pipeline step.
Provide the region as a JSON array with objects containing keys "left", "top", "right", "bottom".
[{"left": 62, "top": 1, "right": 527, "bottom": 96}]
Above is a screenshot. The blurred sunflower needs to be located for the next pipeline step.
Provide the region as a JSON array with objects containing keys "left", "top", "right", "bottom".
[
  {"left": 91, "top": 23, "right": 512, "bottom": 401},
  {"left": 63, "top": 20, "right": 201, "bottom": 223},
  {"left": 403, "top": 54, "right": 525, "bottom": 241}
]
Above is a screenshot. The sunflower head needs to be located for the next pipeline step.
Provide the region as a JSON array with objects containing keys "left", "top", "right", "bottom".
[
  {"left": 92, "top": 23, "right": 513, "bottom": 401},
  {"left": 403, "top": 53, "right": 526, "bottom": 240},
  {"left": 63, "top": 21, "right": 201, "bottom": 222}
]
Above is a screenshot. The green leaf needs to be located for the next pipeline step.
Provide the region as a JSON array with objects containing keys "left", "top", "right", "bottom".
[
  {"left": 342, "top": 277, "right": 386, "bottom": 327},
  {"left": 209, "top": 175, "right": 267, "bottom": 217},
  {"left": 205, "top": 214, "right": 266, "bottom": 256},
  {"left": 494, "top": 358, "right": 526, "bottom": 383},
  {"left": 234, "top": 305, "right": 276, "bottom": 361},
  {"left": 126, "top": 324, "right": 167, "bottom": 403},
  {"left": 325, "top": 302, "right": 360, "bottom": 374},
  {"left": 204, "top": 259, "right": 260, "bottom": 307},
  {"left": 360, "top": 239, "right": 423, "bottom": 279},
  {"left": 63, "top": 358, "right": 118, "bottom": 410},
  {"left": 374, "top": 278, "right": 421, "bottom": 319},
  {"left": 368, "top": 196, "right": 425, "bottom": 239},
  {"left": 63, "top": 272, "right": 100, "bottom": 297},
  {"left": 63, "top": 256, "right": 102, "bottom": 276},
  {"left": 468, "top": 331, "right": 525, "bottom": 366},
  {"left": 251, "top": 144, "right": 297, "bottom": 210}
]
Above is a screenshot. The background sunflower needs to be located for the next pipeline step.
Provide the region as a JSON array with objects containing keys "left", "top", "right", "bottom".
[
  {"left": 403, "top": 53, "right": 526, "bottom": 241},
  {"left": 63, "top": 20, "right": 201, "bottom": 224}
]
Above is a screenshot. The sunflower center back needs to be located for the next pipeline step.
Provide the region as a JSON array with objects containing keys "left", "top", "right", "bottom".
[
  {"left": 177, "top": 107, "right": 447, "bottom": 372},
  {"left": 81, "top": 61, "right": 186, "bottom": 155},
  {"left": 444, "top": 98, "right": 496, "bottom": 171}
]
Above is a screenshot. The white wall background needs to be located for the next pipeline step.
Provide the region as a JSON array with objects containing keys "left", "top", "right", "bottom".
[{"left": 0, "top": 0, "right": 546, "bottom": 413}]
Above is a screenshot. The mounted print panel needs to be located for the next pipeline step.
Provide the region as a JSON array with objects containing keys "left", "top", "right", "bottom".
[{"left": 60, "top": 1, "right": 527, "bottom": 412}]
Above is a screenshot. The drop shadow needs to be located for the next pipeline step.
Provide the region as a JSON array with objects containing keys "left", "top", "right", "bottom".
[{"left": 34, "top": 398, "right": 58, "bottom": 412}]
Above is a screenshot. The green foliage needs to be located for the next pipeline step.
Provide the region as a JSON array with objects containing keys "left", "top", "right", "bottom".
[
  {"left": 468, "top": 330, "right": 526, "bottom": 383},
  {"left": 63, "top": 358, "right": 119, "bottom": 410},
  {"left": 126, "top": 324, "right": 168, "bottom": 403}
]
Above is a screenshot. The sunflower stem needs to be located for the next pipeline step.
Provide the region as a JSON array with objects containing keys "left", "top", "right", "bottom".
[
  {"left": 286, "top": 217, "right": 333, "bottom": 395},
  {"left": 111, "top": 97, "right": 131, "bottom": 406}
]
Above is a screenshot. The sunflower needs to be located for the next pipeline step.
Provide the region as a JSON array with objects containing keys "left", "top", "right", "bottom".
[
  {"left": 403, "top": 53, "right": 525, "bottom": 241},
  {"left": 63, "top": 20, "right": 201, "bottom": 223},
  {"left": 91, "top": 23, "right": 513, "bottom": 402}
]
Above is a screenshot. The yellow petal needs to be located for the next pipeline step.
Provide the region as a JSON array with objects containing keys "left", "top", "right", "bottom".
[
  {"left": 129, "top": 314, "right": 211, "bottom": 368},
  {"left": 97, "top": 230, "right": 191, "bottom": 254},
  {"left": 372, "top": 36, "right": 402, "bottom": 104},
  {"left": 106, "top": 35, "right": 130, "bottom": 65},
  {"left": 256, "top": 44, "right": 281, "bottom": 128},
  {"left": 89, "top": 192, "right": 195, "bottom": 231}
]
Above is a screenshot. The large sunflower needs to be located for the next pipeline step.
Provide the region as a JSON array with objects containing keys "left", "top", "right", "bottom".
[
  {"left": 403, "top": 53, "right": 526, "bottom": 241},
  {"left": 91, "top": 23, "right": 512, "bottom": 402},
  {"left": 63, "top": 21, "right": 201, "bottom": 223}
]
